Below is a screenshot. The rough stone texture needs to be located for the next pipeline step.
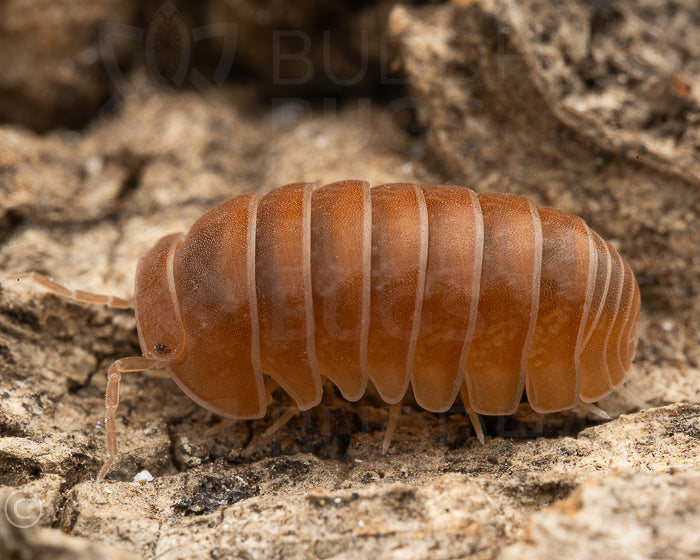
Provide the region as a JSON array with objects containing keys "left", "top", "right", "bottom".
[
  {"left": 0, "top": 0, "right": 699, "bottom": 559},
  {"left": 500, "top": 473, "right": 700, "bottom": 560},
  {"left": 1, "top": 477, "right": 135, "bottom": 560}
]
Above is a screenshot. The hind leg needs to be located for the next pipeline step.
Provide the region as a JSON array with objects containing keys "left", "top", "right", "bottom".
[{"left": 460, "top": 381, "right": 485, "bottom": 443}]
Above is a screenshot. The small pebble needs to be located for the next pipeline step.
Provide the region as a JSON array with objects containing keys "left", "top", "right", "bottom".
[{"left": 133, "top": 470, "right": 154, "bottom": 483}]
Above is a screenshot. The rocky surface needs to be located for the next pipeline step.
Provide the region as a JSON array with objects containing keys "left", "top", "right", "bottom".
[{"left": 0, "top": 1, "right": 698, "bottom": 559}]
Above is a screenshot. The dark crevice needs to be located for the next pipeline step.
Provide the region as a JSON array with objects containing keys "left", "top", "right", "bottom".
[
  {"left": 238, "top": 420, "right": 254, "bottom": 452},
  {"left": 115, "top": 152, "right": 149, "bottom": 202},
  {"left": 53, "top": 487, "right": 78, "bottom": 532},
  {"left": 166, "top": 422, "right": 187, "bottom": 474},
  {"left": 12, "top": 213, "right": 124, "bottom": 234},
  {"left": 172, "top": 471, "right": 261, "bottom": 516},
  {"left": 0, "top": 412, "right": 30, "bottom": 439},
  {"left": 0, "top": 208, "right": 25, "bottom": 240},
  {"left": 9, "top": 194, "right": 233, "bottom": 233}
]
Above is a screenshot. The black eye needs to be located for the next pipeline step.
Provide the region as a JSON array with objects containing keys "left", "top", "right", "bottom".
[{"left": 154, "top": 342, "right": 169, "bottom": 355}]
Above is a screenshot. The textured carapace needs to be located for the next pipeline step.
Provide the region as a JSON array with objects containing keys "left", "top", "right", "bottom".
[{"left": 136, "top": 180, "right": 641, "bottom": 421}]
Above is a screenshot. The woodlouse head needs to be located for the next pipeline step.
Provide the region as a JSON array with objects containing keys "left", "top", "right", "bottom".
[{"left": 134, "top": 233, "right": 187, "bottom": 364}]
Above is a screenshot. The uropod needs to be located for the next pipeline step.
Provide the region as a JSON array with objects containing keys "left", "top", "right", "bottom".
[{"left": 8, "top": 181, "right": 641, "bottom": 480}]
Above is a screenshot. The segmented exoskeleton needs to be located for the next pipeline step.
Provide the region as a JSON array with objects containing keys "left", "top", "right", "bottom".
[{"left": 9, "top": 180, "right": 641, "bottom": 479}]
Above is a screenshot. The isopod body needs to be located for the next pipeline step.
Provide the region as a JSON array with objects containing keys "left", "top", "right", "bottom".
[{"left": 135, "top": 180, "right": 640, "bottom": 422}]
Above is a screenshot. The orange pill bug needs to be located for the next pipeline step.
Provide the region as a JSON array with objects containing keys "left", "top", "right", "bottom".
[{"left": 9, "top": 181, "right": 641, "bottom": 479}]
